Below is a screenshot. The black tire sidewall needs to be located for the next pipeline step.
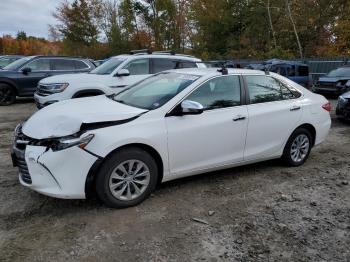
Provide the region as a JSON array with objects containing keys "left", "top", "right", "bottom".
[
  {"left": 96, "top": 147, "right": 158, "bottom": 208},
  {"left": 283, "top": 128, "right": 312, "bottom": 167},
  {"left": 0, "top": 84, "right": 16, "bottom": 106}
]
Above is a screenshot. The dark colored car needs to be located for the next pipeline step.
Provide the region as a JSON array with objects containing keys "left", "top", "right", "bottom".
[
  {"left": 314, "top": 66, "right": 350, "bottom": 95},
  {"left": 268, "top": 61, "right": 311, "bottom": 88},
  {"left": 0, "top": 56, "right": 95, "bottom": 105},
  {"left": 0, "top": 55, "right": 25, "bottom": 69},
  {"left": 336, "top": 91, "right": 350, "bottom": 120}
]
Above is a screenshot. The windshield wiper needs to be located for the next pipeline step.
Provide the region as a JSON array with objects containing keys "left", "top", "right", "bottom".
[{"left": 115, "top": 99, "right": 125, "bottom": 104}]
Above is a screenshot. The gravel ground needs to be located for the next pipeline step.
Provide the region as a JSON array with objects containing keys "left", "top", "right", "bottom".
[{"left": 0, "top": 98, "right": 349, "bottom": 262}]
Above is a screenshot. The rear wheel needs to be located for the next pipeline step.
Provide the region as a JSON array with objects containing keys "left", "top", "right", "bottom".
[
  {"left": 282, "top": 128, "right": 312, "bottom": 166},
  {"left": 95, "top": 147, "right": 158, "bottom": 208},
  {"left": 0, "top": 84, "right": 16, "bottom": 105}
]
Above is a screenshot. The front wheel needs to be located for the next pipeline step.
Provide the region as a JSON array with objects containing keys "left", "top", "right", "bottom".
[
  {"left": 95, "top": 147, "right": 158, "bottom": 208},
  {"left": 0, "top": 84, "right": 16, "bottom": 106},
  {"left": 282, "top": 128, "right": 312, "bottom": 166}
]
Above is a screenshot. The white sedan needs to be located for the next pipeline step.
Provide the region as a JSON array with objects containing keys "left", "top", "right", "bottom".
[{"left": 12, "top": 68, "right": 331, "bottom": 208}]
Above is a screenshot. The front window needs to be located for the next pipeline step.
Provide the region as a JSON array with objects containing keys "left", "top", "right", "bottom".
[
  {"left": 186, "top": 75, "right": 241, "bottom": 110},
  {"left": 123, "top": 59, "right": 150, "bottom": 75},
  {"left": 113, "top": 72, "right": 199, "bottom": 110},
  {"left": 3, "top": 56, "right": 34, "bottom": 70},
  {"left": 327, "top": 67, "right": 350, "bottom": 77},
  {"left": 90, "top": 57, "right": 125, "bottom": 75},
  {"left": 24, "top": 59, "right": 51, "bottom": 71}
]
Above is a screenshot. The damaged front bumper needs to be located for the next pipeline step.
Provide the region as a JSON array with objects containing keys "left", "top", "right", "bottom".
[{"left": 11, "top": 126, "right": 98, "bottom": 199}]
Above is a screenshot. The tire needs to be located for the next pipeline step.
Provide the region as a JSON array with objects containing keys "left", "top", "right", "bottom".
[
  {"left": 282, "top": 128, "right": 312, "bottom": 167},
  {"left": 95, "top": 147, "right": 158, "bottom": 208},
  {"left": 0, "top": 83, "right": 16, "bottom": 106}
]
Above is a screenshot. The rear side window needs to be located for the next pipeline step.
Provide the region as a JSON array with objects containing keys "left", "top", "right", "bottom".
[
  {"left": 298, "top": 66, "right": 309, "bottom": 76},
  {"left": 25, "top": 59, "right": 50, "bottom": 71},
  {"left": 186, "top": 75, "right": 241, "bottom": 110},
  {"left": 245, "top": 75, "right": 298, "bottom": 104},
  {"left": 124, "top": 59, "right": 150, "bottom": 75},
  {"left": 152, "top": 59, "right": 177, "bottom": 73},
  {"left": 52, "top": 59, "right": 76, "bottom": 70},
  {"left": 74, "top": 60, "right": 89, "bottom": 70}
]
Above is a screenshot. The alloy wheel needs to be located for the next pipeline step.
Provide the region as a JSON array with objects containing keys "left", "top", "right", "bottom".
[
  {"left": 290, "top": 134, "right": 310, "bottom": 163},
  {"left": 109, "top": 160, "right": 150, "bottom": 201}
]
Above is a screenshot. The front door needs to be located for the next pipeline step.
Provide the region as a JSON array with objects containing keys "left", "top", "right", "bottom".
[
  {"left": 166, "top": 75, "right": 248, "bottom": 176},
  {"left": 17, "top": 58, "right": 51, "bottom": 96}
]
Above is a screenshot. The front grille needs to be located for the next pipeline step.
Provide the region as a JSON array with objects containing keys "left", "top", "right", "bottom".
[
  {"left": 36, "top": 84, "right": 53, "bottom": 97},
  {"left": 318, "top": 82, "right": 336, "bottom": 89},
  {"left": 17, "top": 154, "right": 32, "bottom": 184},
  {"left": 13, "top": 125, "right": 33, "bottom": 184}
]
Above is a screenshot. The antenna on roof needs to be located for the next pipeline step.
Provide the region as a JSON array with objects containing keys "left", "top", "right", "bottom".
[
  {"left": 217, "top": 61, "right": 228, "bottom": 75},
  {"left": 264, "top": 65, "right": 270, "bottom": 75}
]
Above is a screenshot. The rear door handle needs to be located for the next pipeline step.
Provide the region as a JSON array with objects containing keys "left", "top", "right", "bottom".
[
  {"left": 290, "top": 106, "right": 301, "bottom": 111},
  {"left": 233, "top": 115, "right": 246, "bottom": 121}
]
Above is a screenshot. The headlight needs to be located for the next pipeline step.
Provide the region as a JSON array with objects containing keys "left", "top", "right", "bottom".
[
  {"left": 39, "top": 83, "right": 69, "bottom": 93},
  {"left": 53, "top": 134, "right": 94, "bottom": 151},
  {"left": 336, "top": 82, "right": 343, "bottom": 87}
]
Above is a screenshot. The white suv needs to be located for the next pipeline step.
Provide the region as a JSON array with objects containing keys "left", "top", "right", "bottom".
[
  {"left": 34, "top": 51, "right": 204, "bottom": 108},
  {"left": 12, "top": 68, "right": 331, "bottom": 208}
]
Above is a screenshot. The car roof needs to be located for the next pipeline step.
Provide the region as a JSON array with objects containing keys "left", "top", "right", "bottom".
[
  {"left": 166, "top": 68, "right": 265, "bottom": 77},
  {"left": 25, "top": 55, "right": 91, "bottom": 60},
  {"left": 111, "top": 54, "right": 201, "bottom": 62}
]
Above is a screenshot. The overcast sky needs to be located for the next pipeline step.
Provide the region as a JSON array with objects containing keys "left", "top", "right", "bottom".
[{"left": 0, "top": 0, "right": 66, "bottom": 39}]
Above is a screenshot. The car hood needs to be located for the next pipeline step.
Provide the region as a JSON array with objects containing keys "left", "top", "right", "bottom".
[
  {"left": 22, "top": 95, "right": 147, "bottom": 139},
  {"left": 318, "top": 76, "right": 349, "bottom": 83},
  {"left": 40, "top": 73, "right": 113, "bottom": 85}
]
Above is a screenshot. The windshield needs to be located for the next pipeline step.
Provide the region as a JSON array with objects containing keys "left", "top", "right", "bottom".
[
  {"left": 90, "top": 57, "right": 125, "bottom": 75},
  {"left": 3, "top": 56, "right": 33, "bottom": 70},
  {"left": 113, "top": 72, "right": 200, "bottom": 110},
  {"left": 327, "top": 67, "right": 350, "bottom": 77}
]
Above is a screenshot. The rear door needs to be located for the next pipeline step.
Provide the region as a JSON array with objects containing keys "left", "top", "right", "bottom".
[{"left": 243, "top": 75, "right": 303, "bottom": 160}]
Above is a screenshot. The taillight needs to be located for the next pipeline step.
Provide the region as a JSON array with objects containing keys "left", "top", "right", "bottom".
[{"left": 322, "top": 102, "right": 331, "bottom": 112}]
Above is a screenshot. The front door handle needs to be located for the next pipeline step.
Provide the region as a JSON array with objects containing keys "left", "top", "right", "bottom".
[
  {"left": 233, "top": 115, "right": 246, "bottom": 121},
  {"left": 290, "top": 105, "right": 301, "bottom": 111}
]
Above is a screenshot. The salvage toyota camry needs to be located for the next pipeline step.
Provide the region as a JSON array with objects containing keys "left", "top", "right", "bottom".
[{"left": 12, "top": 68, "right": 331, "bottom": 208}]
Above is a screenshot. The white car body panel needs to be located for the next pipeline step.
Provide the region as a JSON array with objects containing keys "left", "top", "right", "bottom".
[{"left": 13, "top": 68, "right": 331, "bottom": 199}]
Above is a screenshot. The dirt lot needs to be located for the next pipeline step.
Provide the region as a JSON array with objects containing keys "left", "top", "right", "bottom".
[{"left": 0, "top": 98, "right": 349, "bottom": 262}]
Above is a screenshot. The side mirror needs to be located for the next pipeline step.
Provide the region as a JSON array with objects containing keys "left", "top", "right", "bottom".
[
  {"left": 22, "top": 67, "right": 32, "bottom": 75},
  {"left": 115, "top": 69, "right": 130, "bottom": 77},
  {"left": 181, "top": 100, "right": 204, "bottom": 115}
]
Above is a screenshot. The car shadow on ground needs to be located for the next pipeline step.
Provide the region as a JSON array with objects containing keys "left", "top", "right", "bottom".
[
  {"left": 14, "top": 158, "right": 283, "bottom": 217},
  {"left": 14, "top": 97, "right": 34, "bottom": 104}
]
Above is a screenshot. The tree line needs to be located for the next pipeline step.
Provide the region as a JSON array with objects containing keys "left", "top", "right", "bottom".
[{"left": 2, "top": 0, "right": 350, "bottom": 60}]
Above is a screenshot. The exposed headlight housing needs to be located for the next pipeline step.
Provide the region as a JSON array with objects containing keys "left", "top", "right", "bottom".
[
  {"left": 52, "top": 134, "right": 94, "bottom": 151},
  {"left": 40, "top": 83, "right": 69, "bottom": 93}
]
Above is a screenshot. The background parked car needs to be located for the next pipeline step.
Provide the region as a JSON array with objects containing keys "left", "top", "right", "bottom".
[
  {"left": 0, "top": 56, "right": 96, "bottom": 105},
  {"left": 336, "top": 90, "right": 350, "bottom": 120},
  {"left": 34, "top": 50, "right": 205, "bottom": 109},
  {"left": 0, "top": 55, "right": 25, "bottom": 69},
  {"left": 314, "top": 66, "right": 350, "bottom": 95},
  {"left": 267, "top": 60, "right": 311, "bottom": 88}
]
